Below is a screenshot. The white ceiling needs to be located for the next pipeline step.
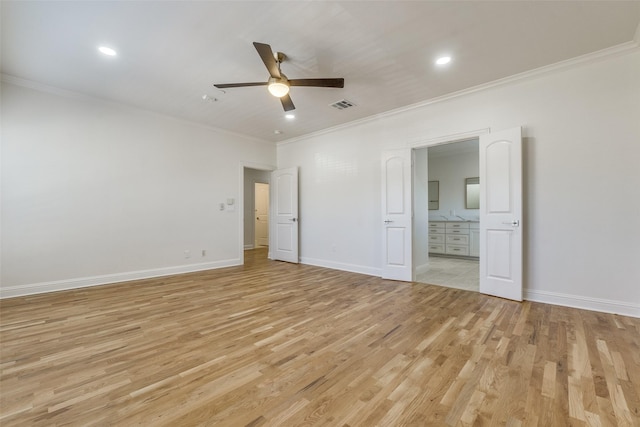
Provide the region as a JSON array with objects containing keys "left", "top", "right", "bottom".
[{"left": 2, "top": 1, "right": 639, "bottom": 143}]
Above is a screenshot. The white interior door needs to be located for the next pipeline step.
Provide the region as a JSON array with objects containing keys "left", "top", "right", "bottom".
[
  {"left": 254, "top": 183, "right": 269, "bottom": 247},
  {"left": 479, "top": 127, "right": 523, "bottom": 301},
  {"left": 270, "top": 167, "right": 299, "bottom": 263},
  {"left": 381, "top": 150, "right": 412, "bottom": 281}
]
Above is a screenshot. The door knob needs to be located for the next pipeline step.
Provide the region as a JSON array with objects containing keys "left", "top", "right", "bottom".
[
  {"left": 290, "top": 218, "right": 297, "bottom": 222},
  {"left": 502, "top": 220, "right": 520, "bottom": 227}
]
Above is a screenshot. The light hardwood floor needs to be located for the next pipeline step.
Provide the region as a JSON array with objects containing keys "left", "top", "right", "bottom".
[{"left": 1, "top": 248, "right": 639, "bottom": 426}]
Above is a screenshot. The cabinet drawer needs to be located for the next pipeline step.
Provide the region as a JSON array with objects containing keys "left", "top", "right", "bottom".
[
  {"left": 428, "top": 244, "right": 445, "bottom": 254},
  {"left": 446, "top": 228, "right": 469, "bottom": 235},
  {"left": 446, "top": 234, "right": 469, "bottom": 245},
  {"left": 446, "top": 245, "right": 469, "bottom": 256},
  {"left": 446, "top": 222, "right": 470, "bottom": 230},
  {"left": 428, "top": 222, "right": 445, "bottom": 232},
  {"left": 428, "top": 234, "right": 445, "bottom": 243}
]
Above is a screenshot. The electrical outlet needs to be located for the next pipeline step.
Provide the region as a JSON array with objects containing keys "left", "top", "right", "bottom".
[
  {"left": 201, "top": 249, "right": 206, "bottom": 257},
  {"left": 184, "top": 250, "right": 191, "bottom": 259}
]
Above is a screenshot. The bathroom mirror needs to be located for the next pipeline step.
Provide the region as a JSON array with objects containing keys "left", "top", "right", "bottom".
[
  {"left": 428, "top": 181, "right": 439, "bottom": 210},
  {"left": 465, "top": 177, "right": 480, "bottom": 209}
]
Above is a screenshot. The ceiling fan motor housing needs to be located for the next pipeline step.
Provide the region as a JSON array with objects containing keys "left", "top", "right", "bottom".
[{"left": 268, "top": 75, "right": 289, "bottom": 86}]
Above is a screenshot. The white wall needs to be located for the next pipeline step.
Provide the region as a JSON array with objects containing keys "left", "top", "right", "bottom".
[
  {"left": 413, "top": 147, "right": 429, "bottom": 273},
  {"left": 1, "top": 82, "right": 276, "bottom": 297},
  {"left": 279, "top": 125, "right": 383, "bottom": 276},
  {"left": 278, "top": 50, "right": 640, "bottom": 316},
  {"left": 243, "top": 168, "right": 271, "bottom": 248},
  {"left": 428, "top": 147, "right": 480, "bottom": 221}
]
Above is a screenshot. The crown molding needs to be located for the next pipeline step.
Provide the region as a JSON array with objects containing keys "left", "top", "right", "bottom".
[
  {"left": 2, "top": 73, "right": 88, "bottom": 101},
  {"left": 277, "top": 40, "right": 639, "bottom": 147},
  {"left": 0, "top": 74, "right": 273, "bottom": 146}
]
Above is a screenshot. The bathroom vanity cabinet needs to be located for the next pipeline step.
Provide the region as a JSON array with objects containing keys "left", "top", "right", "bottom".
[{"left": 428, "top": 221, "right": 479, "bottom": 258}]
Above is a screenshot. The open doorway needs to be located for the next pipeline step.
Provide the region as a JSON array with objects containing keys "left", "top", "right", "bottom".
[
  {"left": 240, "top": 164, "right": 300, "bottom": 266},
  {"left": 254, "top": 183, "right": 269, "bottom": 248},
  {"left": 242, "top": 167, "right": 272, "bottom": 263},
  {"left": 413, "top": 139, "right": 480, "bottom": 291}
]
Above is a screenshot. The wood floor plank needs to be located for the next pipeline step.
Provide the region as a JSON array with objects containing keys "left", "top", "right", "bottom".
[{"left": 1, "top": 248, "right": 639, "bottom": 426}]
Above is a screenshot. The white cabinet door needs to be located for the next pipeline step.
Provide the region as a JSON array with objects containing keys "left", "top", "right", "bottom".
[
  {"left": 270, "top": 167, "right": 298, "bottom": 263},
  {"left": 381, "top": 150, "right": 412, "bottom": 281},
  {"left": 479, "top": 127, "right": 523, "bottom": 301}
]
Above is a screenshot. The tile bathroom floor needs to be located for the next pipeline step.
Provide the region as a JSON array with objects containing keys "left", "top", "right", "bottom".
[{"left": 416, "top": 255, "right": 479, "bottom": 292}]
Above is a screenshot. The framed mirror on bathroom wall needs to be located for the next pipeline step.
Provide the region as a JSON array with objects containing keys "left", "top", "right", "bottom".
[
  {"left": 428, "top": 181, "right": 439, "bottom": 210},
  {"left": 465, "top": 177, "right": 480, "bottom": 209}
]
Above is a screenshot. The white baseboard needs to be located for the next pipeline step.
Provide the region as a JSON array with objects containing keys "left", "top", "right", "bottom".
[
  {"left": 5, "top": 258, "right": 636, "bottom": 319},
  {"left": 524, "top": 289, "right": 640, "bottom": 318},
  {"left": 299, "top": 257, "right": 381, "bottom": 277},
  {"left": 244, "top": 244, "right": 255, "bottom": 250},
  {"left": 299, "top": 259, "right": 639, "bottom": 318},
  {"left": 0, "top": 258, "right": 241, "bottom": 299}
]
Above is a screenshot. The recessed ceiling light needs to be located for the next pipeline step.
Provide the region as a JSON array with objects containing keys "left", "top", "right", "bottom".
[
  {"left": 436, "top": 56, "right": 451, "bottom": 65},
  {"left": 285, "top": 114, "right": 295, "bottom": 119},
  {"left": 98, "top": 46, "right": 117, "bottom": 56},
  {"left": 274, "top": 130, "right": 283, "bottom": 135}
]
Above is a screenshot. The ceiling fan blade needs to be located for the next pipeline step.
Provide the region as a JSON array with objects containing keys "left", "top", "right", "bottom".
[
  {"left": 253, "top": 42, "right": 281, "bottom": 79},
  {"left": 213, "top": 82, "right": 267, "bottom": 89},
  {"left": 288, "top": 78, "right": 344, "bottom": 88},
  {"left": 280, "top": 94, "right": 295, "bottom": 111}
]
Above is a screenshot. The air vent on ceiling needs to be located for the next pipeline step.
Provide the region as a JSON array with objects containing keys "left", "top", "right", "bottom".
[{"left": 329, "top": 99, "right": 356, "bottom": 110}]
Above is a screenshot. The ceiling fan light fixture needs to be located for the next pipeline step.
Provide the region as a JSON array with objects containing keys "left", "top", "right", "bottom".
[{"left": 267, "top": 77, "right": 290, "bottom": 98}]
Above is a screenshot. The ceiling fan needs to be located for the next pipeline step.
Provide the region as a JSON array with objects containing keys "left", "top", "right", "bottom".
[{"left": 213, "top": 42, "right": 344, "bottom": 112}]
